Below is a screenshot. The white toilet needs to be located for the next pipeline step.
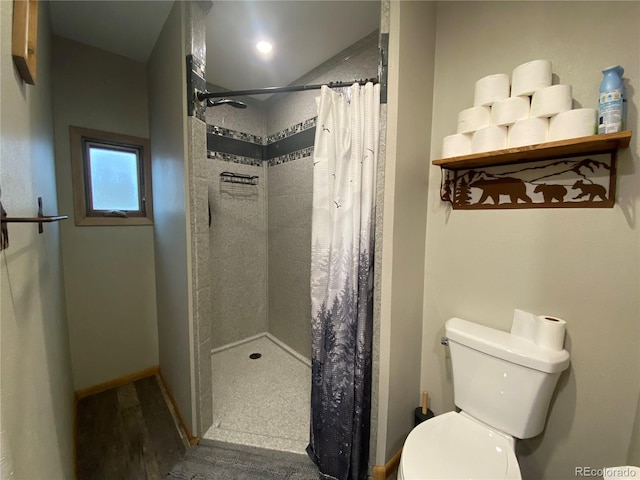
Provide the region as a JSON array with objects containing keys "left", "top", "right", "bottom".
[{"left": 399, "top": 316, "right": 570, "bottom": 480}]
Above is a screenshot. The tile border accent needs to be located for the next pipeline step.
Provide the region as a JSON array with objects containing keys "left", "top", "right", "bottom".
[
  {"left": 267, "top": 146, "right": 314, "bottom": 167},
  {"left": 207, "top": 133, "right": 263, "bottom": 161},
  {"left": 207, "top": 125, "right": 263, "bottom": 145},
  {"left": 266, "top": 117, "right": 317, "bottom": 145},
  {"left": 207, "top": 116, "right": 317, "bottom": 167},
  {"left": 207, "top": 151, "right": 263, "bottom": 167}
]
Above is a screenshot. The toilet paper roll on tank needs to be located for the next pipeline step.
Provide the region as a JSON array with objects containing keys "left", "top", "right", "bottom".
[
  {"left": 510, "top": 309, "right": 567, "bottom": 351},
  {"left": 535, "top": 315, "right": 568, "bottom": 351}
]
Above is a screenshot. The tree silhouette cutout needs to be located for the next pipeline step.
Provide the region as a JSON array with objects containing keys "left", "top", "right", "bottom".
[{"left": 454, "top": 177, "right": 472, "bottom": 206}]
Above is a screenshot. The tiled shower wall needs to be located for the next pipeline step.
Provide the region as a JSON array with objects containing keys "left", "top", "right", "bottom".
[
  {"left": 207, "top": 101, "right": 268, "bottom": 349},
  {"left": 266, "top": 141, "right": 314, "bottom": 359},
  {"left": 206, "top": 33, "right": 379, "bottom": 359},
  {"left": 207, "top": 158, "right": 268, "bottom": 347}
]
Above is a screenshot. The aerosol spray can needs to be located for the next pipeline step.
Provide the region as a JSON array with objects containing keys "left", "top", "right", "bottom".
[{"left": 598, "top": 65, "right": 626, "bottom": 134}]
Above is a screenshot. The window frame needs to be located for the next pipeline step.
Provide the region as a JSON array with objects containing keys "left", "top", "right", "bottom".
[{"left": 70, "top": 126, "right": 153, "bottom": 226}]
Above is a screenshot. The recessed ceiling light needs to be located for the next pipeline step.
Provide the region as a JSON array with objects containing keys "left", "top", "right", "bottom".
[{"left": 256, "top": 41, "right": 273, "bottom": 54}]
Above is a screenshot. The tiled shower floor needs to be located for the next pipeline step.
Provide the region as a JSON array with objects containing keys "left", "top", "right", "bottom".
[{"left": 203, "top": 334, "right": 311, "bottom": 454}]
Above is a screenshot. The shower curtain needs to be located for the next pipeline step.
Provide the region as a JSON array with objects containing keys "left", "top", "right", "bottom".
[{"left": 307, "top": 82, "right": 380, "bottom": 480}]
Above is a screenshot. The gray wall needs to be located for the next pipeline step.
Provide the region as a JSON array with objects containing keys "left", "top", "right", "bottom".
[
  {"left": 375, "top": 0, "right": 436, "bottom": 462},
  {"left": 148, "top": 1, "right": 194, "bottom": 430},
  {"left": 422, "top": 2, "right": 639, "bottom": 478},
  {"left": 51, "top": 36, "right": 159, "bottom": 390},
  {"left": 0, "top": 1, "right": 75, "bottom": 477}
]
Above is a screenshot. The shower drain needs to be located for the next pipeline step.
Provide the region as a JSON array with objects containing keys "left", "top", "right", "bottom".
[{"left": 249, "top": 353, "right": 262, "bottom": 359}]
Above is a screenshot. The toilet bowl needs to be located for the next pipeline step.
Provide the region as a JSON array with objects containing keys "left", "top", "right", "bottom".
[
  {"left": 398, "top": 315, "right": 570, "bottom": 480},
  {"left": 398, "top": 412, "right": 521, "bottom": 480}
]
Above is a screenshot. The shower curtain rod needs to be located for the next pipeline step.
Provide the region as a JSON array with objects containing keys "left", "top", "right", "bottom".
[{"left": 196, "top": 78, "right": 379, "bottom": 101}]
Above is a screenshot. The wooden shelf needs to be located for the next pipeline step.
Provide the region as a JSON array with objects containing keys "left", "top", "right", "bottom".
[{"left": 432, "top": 130, "right": 632, "bottom": 170}]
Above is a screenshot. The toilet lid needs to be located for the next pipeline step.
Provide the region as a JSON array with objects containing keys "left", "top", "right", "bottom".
[{"left": 401, "top": 412, "right": 521, "bottom": 480}]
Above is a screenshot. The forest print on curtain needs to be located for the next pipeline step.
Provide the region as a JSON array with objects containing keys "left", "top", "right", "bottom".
[{"left": 307, "top": 83, "right": 380, "bottom": 480}]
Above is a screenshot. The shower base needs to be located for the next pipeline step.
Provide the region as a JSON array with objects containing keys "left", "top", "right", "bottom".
[{"left": 203, "top": 333, "right": 311, "bottom": 454}]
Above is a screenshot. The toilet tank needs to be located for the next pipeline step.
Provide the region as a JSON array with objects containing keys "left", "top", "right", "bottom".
[{"left": 445, "top": 317, "right": 570, "bottom": 439}]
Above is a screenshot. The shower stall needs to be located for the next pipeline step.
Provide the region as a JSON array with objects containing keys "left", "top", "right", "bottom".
[{"left": 200, "top": 31, "right": 381, "bottom": 454}]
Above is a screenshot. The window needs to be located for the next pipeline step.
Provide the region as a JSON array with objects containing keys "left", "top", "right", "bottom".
[{"left": 70, "top": 126, "right": 153, "bottom": 226}]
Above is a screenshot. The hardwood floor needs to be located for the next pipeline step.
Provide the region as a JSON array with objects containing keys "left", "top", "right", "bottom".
[{"left": 76, "top": 374, "right": 189, "bottom": 480}]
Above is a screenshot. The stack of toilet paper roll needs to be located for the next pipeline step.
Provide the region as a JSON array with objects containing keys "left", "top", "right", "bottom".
[
  {"left": 510, "top": 309, "right": 567, "bottom": 351},
  {"left": 441, "top": 59, "right": 597, "bottom": 158}
]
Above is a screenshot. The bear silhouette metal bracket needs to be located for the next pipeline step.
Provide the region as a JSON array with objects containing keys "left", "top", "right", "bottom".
[{"left": 433, "top": 131, "right": 631, "bottom": 210}]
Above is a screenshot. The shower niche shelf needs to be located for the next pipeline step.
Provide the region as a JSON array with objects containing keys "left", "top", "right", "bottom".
[{"left": 432, "top": 130, "right": 632, "bottom": 170}]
